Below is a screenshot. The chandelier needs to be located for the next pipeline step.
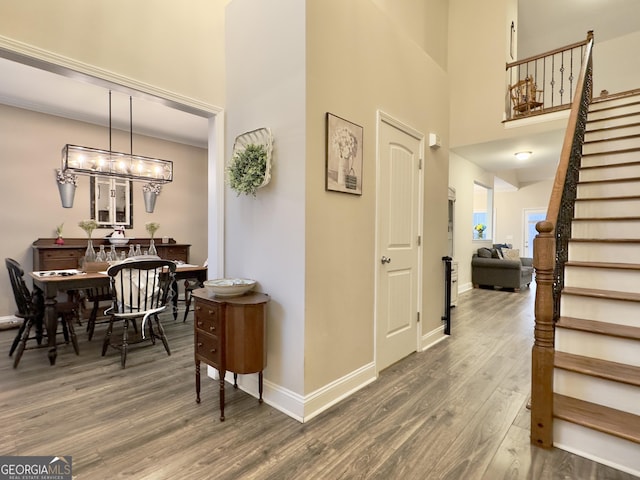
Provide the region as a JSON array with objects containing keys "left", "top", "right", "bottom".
[
  {"left": 60, "top": 91, "right": 173, "bottom": 184},
  {"left": 61, "top": 144, "right": 173, "bottom": 183}
]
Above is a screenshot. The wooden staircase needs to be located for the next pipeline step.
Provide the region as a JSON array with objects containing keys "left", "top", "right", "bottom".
[{"left": 552, "top": 90, "right": 640, "bottom": 475}]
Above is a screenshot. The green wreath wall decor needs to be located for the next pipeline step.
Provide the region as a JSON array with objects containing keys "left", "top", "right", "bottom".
[{"left": 227, "top": 143, "right": 268, "bottom": 197}]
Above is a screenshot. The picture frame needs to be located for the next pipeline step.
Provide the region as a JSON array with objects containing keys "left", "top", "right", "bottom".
[{"left": 325, "top": 112, "right": 363, "bottom": 195}]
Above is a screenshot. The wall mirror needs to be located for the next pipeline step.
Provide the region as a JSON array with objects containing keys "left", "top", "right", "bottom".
[{"left": 91, "top": 177, "right": 133, "bottom": 228}]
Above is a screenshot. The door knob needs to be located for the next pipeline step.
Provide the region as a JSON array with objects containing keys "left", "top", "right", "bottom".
[{"left": 381, "top": 256, "right": 391, "bottom": 264}]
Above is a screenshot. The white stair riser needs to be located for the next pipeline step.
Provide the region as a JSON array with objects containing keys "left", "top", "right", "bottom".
[
  {"left": 585, "top": 124, "right": 640, "bottom": 142},
  {"left": 556, "top": 328, "right": 640, "bottom": 367},
  {"left": 568, "top": 242, "right": 640, "bottom": 264},
  {"left": 590, "top": 96, "right": 640, "bottom": 111},
  {"left": 577, "top": 179, "right": 640, "bottom": 197},
  {"left": 555, "top": 370, "right": 640, "bottom": 415},
  {"left": 554, "top": 420, "right": 640, "bottom": 477},
  {"left": 582, "top": 150, "right": 640, "bottom": 167},
  {"left": 565, "top": 265, "right": 640, "bottom": 294},
  {"left": 575, "top": 198, "right": 640, "bottom": 218},
  {"left": 587, "top": 114, "right": 640, "bottom": 132},
  {"left": 579, "top": 164, "right": 640, "bottom": 182},
  {"left": 572, "top": 220, "right": 640, "bottom": 239},
  {"left": 583, "top": 138, "right": 640, "bottom": 155},
  {"left": 588, "top": 104, "right": 640, "bottom": 121},
  {"left": 561, "top": 294, "right": 640, "bottom": 327}
]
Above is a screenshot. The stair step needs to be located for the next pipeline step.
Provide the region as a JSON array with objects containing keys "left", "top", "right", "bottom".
[
  {"left": 577, "top": 177, "right": 640, "bottom": 197},
  {"left": 569, "top": 239, "right": 640, "bottom": 264},
  {"left": 582, "top": 149, "right": 640, "bottom": 167},
  {"left": 579, "top": 161, "right": 640, "bottom": 182},
  {"left": 565, "top": 262, "right": 640, "bottom": 294},
  {"left": 554, "top": 393, "right": 640, "bottom": 444},
  {"left": 584, "top": 122, "right": 640, "bottom": 142},
  {"left": 572, "top": 218, "right": 640, "bottom": 239},
  {"left": 582, "top": 134, "right": 640, "bottom": 155},
  {"left": 557, "top": 315, "right": 640, "bottom": 340},
  {"left": 562, "top": 288, "right": 640, "bottom": 328},
  {"left": 587, "top": 112, "right": 640, "bottom": 132},
  {"left": 574, "top": 196, "right": 640, "bottom": 218},
  {"left": 590, "top": 90, "right": 640, "bottom": 110},
  {"left": 588, "top": 103, "right": 640, "bottom": 122},
  {"left": 555, "top": 351, "right": 640, "bottom": 387}
]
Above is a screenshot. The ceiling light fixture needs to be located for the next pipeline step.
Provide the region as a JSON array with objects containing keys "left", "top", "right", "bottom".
[
  {"left": 61, "top": 91, "right": 173, "bottom": 184},
  {"left": 514, "top": 151, "right": 532, "bottom": 161}
]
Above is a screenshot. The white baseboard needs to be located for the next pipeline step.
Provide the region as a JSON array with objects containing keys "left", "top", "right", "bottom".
[
  {"left": 0, "top": 315, "right": 20, "bottom": 328},
  {"left": 458, "top": 282, "right": 473, "bottom": 294},
  {"left": 207, "top": 362, "right": 377, "bottom": 423},
  {"left": 421, "top": 324, "right": 447, "bottom": 351}
]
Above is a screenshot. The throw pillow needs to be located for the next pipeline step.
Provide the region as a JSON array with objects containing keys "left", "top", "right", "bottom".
[
  {"left": 493, "top": 243, "right": 511, "bottom": 258},
  {"left": 490, "top": 248, "right": 501, "bottom": 259},
  {"left": 502, "top": 248, "right": 520, "bottom": 261},
  {"left": 477, "top": 248, "right": 492, "bottom": 258}
]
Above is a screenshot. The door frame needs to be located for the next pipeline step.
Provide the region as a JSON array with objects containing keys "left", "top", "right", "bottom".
[{"left": 374, "top": 110, "right": 425, "bottom": 374}]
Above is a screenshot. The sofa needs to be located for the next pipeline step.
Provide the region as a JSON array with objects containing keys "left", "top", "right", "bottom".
[{"left": 471, "top": 245, "right": 533, "bottom": 290}]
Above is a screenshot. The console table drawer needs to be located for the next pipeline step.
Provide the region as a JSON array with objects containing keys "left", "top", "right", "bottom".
[
  {"left": 194, "top": 304, "right": 220, "bottom": 334},
  {"left": 195, "top": 331, "right": 221, "bottom": 364}
]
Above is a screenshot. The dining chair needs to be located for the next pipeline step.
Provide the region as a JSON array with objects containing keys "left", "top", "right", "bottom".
[
  {"left": 84, "top": 286, "right": 113, "bottom": 340},
  {"left": 5, "top": 258, "right": 79, "bottom": 368},
  {"left": 102, "top": 258, "right": 176, "bottom": 368},
  {"left": 181, "top": 259, "right": 208, "bottom": 322}
]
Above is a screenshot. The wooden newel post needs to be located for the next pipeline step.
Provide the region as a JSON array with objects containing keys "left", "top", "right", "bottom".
[{"left": 531, "top": 220, "right": 556, "bottom": 448}]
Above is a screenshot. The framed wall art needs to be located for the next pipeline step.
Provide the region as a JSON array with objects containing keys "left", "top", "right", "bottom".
[{"left": 325, "top": 112, "right": 363, "bottom": 195}]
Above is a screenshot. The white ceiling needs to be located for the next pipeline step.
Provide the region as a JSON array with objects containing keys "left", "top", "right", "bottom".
[{"left": 1, "top": 0, "right": 639, "bottom": 182}]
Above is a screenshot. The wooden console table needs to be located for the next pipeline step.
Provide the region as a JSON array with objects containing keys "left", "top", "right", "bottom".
[
  {"left": 192, "top": 289, "right": 269, "bottom": 421},
  {"left": 32, "top": 238, "right": 190, "bottom": 270}
]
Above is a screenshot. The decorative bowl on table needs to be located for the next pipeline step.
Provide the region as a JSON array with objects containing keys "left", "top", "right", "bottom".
[
  {"left": 107, "top": 237, "right": 130, "bottom": 246},
  {"left": 204, "top": 278, "right": 256, "bottom": 297}
]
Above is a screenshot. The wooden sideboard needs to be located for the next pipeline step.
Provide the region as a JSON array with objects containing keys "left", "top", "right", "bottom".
[
  {"left": 32, "top": 238, "right": 190, "bottom": 271},
  {"left": 192, "top": 289, "right": 269, "bottom": 421}
]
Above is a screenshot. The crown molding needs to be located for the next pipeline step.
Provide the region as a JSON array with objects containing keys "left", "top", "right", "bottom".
[{"left": 0, "top": 35, "right": 222, "bottom": 118}]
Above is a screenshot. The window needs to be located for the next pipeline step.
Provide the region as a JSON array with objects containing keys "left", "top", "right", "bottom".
[{"left": 473, "top": 182, "right": 493, "bottom": 240}]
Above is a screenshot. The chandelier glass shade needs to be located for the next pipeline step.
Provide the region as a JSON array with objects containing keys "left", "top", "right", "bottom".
[{"left": 61, "top": 144, "right": 173, "bottom": 183}]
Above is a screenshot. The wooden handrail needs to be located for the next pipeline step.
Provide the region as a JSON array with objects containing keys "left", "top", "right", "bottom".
[
  {"left": 506, "top": 35, "right": 591, "bottom": 70},
  {"left": 530, "top": 31, "right": 594, "bottom": 449},
  {"left": 546, "top": 31, "right": 593, "bottom": 224}
]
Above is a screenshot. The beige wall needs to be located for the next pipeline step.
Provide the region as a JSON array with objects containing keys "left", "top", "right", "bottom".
[
  {"left": 371, "top": 0, "right": 449, "bottom": 71},
  {"left": 494, "top": 179, "right": 553, "bottom": 252},
  {"left": 0, "top": 0, "right": 227, "bottom": 108},
  {"left": 449, "top": 152, "right": 495, "bottom": 291},
  {"left": 0, "top": 104, "right": 208, "bottom": 317},
  {"left": 306, "top": 0, "right": 450, "bottom": 393},
  {"left": 225, "top": 0, "right": 450, "bottom": 418}
]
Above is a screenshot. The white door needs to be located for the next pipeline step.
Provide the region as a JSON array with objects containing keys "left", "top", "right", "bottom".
[
  {"left": 523, "top": 208, "right": 546, "bottom": 257},
  {"left": 376, "top": 113, "right": 423, "bottom": 372}
]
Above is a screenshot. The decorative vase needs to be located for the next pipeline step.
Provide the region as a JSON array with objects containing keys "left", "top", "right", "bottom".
[
  {"left": 57, "top": 182, "right": 76, "bottom": 208},
  {"left": 143, "top": 191, "right": 157, "bottom": 213},
  {"left": 148, "top": 238, "right": 157, "bottom": 256},
  {"left": 478, "top": 231, "right": 484, "bottom": 239},
  {"left": 55, "top": 235, "right": 65, "bottom": 245},
  {"left": 84, "top": 239, "right": 96, "bottom": 264}
]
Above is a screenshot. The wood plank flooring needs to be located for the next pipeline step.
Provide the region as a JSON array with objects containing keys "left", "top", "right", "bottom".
[{"left": 1, "top": 286, "right": 637, "bottom": 479}]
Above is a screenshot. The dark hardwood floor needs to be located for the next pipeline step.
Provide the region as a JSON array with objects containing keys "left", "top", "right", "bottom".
[{"left": 1, "top": 286, "right": 637, "bottom": 479}]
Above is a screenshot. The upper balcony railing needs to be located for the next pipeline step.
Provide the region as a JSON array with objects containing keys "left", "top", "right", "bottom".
[{"left": 505, "top": 31, "right": 594, "bottom": 120}]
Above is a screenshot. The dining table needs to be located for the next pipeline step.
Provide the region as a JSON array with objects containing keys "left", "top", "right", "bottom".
[{"left": 30, "top": 264, "right": 207, "bottom": 365}]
